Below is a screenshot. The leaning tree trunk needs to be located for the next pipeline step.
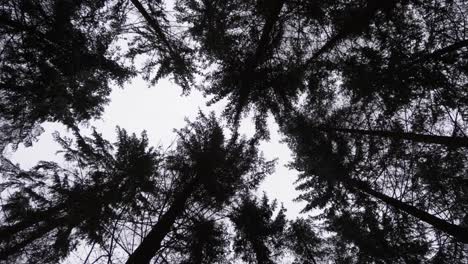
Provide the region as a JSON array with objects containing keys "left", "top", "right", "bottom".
[
  {"left": 325, "top": 127, "right": 468, "bottom": 148},
  {"left": 251, "top": 240, "right": 273, "bottom": 264},
  {"left": 410, "top": 39, "right": 468, "bottom": 65},
  {"left": 343, "top": 177, "right": 468, "bottom": 243},
  {"left": 234, "top": 0, "right": 285, "bottom": 124},
  {"left": 305, "top": 0, "right": 399, "bottom": 63},
  {"left": 125, "top": 178, "right": 199, "bottom": 264},
  {"left": 130, "top": 0, "right": 177, "bottom": 59}
]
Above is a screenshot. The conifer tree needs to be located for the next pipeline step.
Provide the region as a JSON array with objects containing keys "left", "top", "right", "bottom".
[
  {"left": 230, "top": 194, "right": 287, "bottom": 264},
  {"left": 0, "top": 126, "right": 159, "bottom": 262},
  {"left": 0, "top": 0, "right": 133, "bottom": 150},
  {"left": 2, "top": 0, "right": 468, "bottom": 262},
  {"left": 0, "top": 113, "right": 274, "bottom": 263}
]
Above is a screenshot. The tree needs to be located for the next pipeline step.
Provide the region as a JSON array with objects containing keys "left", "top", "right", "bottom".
[
  {"left": 174, "top": 0, "right": 439, "bottom": 128},
  {"left": 126, "top": 0, "right": 196, "bottom": 91},
  {"left": 125, "top": 112, "right": 274, "bottom": 263},
  {"left": 172, "top": 216, "right": 229, "bottom": 264},
  {"left": 283, "top": 115, "right": 468, "bottom": 257},
  {"left": 0, "top": 126, "right": 159, "bottom": 263},
  {"left": 3, "top": 0, "right": 468, "bottom": 262},
  {"left": 0, "top": 113, "right": 274, "bottom": 263},
  {"left": 323, "top": 126, "right": 468, "bottom": 148},
  {"left": 0, "top": 0, "right": 133, "bottom": 150},
  {"left": 230, "top": 194, "right": 287, "bottom": 264},
  {"left": 326, "top": 208, "right": 429, "bottom": 264},
  {"left": 285, "top": 217, "right": 328, "bottom": 264},
  {"left": 175, "top": 0, "right": 468, "bottom": 256},
  {"left": 176, "top": 0, "right": 314, "bottom": 136}
]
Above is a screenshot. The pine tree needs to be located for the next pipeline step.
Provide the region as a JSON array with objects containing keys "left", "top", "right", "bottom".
[
  {"left": 285, "top": 217, "right": 328, "bottom": 264},
  {"left": 0, "top": 0, "right": 133, "bottom": 150},
  {"left": 0, "top": 113, "right": 274, "bottom": 263},
  {"left": 230, "top": 194, "right": 287, "bottom": 264},
  {"left": 283, "top": 115, "right": 468, "bottom": 258},
  {"left": 0, "top": 126, "right": 159, "bottom": 262},
  {"left": 175, "top": 0, "right": 468, "bottom": 258},
  {"left": 2, "top": 0, "right": 468, "bottom": 262},
  {"left": 125, "top": 112, "right": 274, "bottom": 263}
]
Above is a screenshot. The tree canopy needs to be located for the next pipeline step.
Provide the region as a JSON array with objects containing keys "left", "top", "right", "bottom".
[{"left": 1, "top": 0, "right": 467, "bottom": 263}]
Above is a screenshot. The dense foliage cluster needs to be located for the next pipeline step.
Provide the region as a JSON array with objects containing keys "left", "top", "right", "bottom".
[{"left": 1, "top": 0, "right": 467, "bottom": 263}]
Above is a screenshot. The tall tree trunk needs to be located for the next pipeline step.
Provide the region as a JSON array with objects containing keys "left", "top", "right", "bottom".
[
  {"left": 252, "top": 240, "right": 273, "bottom": 264},
  {"left": 248, "top": 0, "right": 285, "bottom": 67},
  {"left": 125, "top": 179, "right": 199, "bottom": 264},
  {"left": 410, "top": 39, "right": 468, "bottom": 65},
  {"left": 129, "top": 0, "right": 190, "bottom": 83},
  {"left": 326, "top": 127, "right": 468, "bottom": 148},
  {"left": 305, "top": 0, "right": 399, "bottom": 63},
  {"left": 130, "top": 0, "right": 176, "bottom": 57},
  {"left": 234, "top": 0, "right": 285, "bottom": 123},
  {"left": 343, "top": 178, "right": 468, "bottom": 243}
]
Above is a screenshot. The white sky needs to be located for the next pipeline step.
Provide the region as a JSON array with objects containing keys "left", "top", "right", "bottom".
[{"left": 6, "top": 75, "right": 306, "bottom": 219}]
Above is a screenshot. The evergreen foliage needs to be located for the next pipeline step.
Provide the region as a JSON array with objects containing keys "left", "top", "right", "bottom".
[{"left": 1, "top": 0, "right": 468, "bottom": 263}]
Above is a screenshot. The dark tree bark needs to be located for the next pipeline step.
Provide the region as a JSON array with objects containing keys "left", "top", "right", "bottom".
[
  {"left": 234, "top": 0, "right": 285, "bottom": 123},
  {"left": 125, "top": 179, "right": 198, "bottom": 264},
  {"left": 327, "top": 127, "right": 468, "bottom": 148},
  {"left": 130, "top": 0, "right": 175, "bottom": 55},
  {"left": 411, "top": 39, "right": 468, "bottom": 65},
  {"left": 252, "top": 240, "right": 273, "bottom": 264},
  {"left": 344, "top": 178, "right": 468, "bottom": 243},
  {"left": 305, "top": 0, "right": 399, "bottom": 63},
  {"left": 247, "top": 0, "right": 285, "bottom": 67}
]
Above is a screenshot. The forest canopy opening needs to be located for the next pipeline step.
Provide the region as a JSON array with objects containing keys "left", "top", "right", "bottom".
[{"left": 1, "top": 0, "right": 467, "bottom": 263}]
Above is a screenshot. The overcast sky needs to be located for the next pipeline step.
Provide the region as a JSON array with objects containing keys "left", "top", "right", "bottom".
[{"left": 6, "top": 75, "right": 307, "bottom": 219}]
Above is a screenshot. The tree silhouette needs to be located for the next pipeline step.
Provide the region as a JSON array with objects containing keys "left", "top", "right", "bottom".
[
  {"left": 0, "top": 126, "right": 159, "bottom": 262},
  {"left": 284, "top": 113, "right": 468, "bottom": 259},
  {"left": 285, "top": 217, "right": 327, "bottom": 264},
  {"left": 125, "top": 112, "right": 274, "bottom": 263},
  {"left": 127, "top": 0, "right": 195, "bottom": 91},
  {"left": 176, "top": 0, "right": 468, "bottom": 259},
  {"left": 0, "top": 0, "right": 133, "bottom": 150},
  {"left": 230, "top": 194, "right": 287, "bottom": 264},
  {"left": 173, "top": 216, "right": 229, "bottom": 264},
  {"left": 1, "top": 0, "right": 468, "bottom": 262}
]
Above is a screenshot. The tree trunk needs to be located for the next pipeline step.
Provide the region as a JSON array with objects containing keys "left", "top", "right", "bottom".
[
  {"left": 411, "top": 39, "right": 468, "bottom": 65},
  {"left": 234, "top": 0, "right": 285, "bottom": 123},
  {"left": 130, "top": 0, "right": 175, "bottom": 56},
  {"left": 249, "top": 0, "right": 285, "bottom": 67},
  {"left": 305, "top": 0, "right": 398, "bottom": 63},
  {"left": 252, "top": 240, "right": 273, "bottom": 264},
  {"left": 344, "top": 178, "right": 468, "bottom": 243},
  {"left": 327, "top": 127, "right": 468, "bottom": 148},
  {"left": 129, "top": 0, "right": 190, "bottom": 85},
  {"left": 125, "top": 179, "right": 198, "bottom": 264}
]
